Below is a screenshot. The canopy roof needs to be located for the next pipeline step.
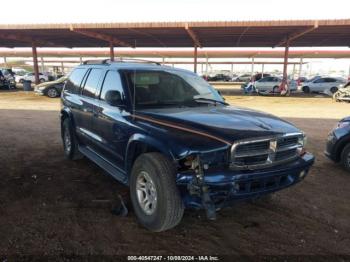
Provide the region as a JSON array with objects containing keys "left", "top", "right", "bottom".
[{"left": 0, "top": 19, "right": 350, "bottom": 48}]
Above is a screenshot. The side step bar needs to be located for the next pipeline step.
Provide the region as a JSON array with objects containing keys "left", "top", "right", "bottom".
[{"left": 79, "top": 146, "right": 128, "bottom": 185}]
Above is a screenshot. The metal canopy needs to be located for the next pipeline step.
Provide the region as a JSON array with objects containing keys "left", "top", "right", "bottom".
[{"left": 0, "top": 19, "right": 350, "bottom": 48}]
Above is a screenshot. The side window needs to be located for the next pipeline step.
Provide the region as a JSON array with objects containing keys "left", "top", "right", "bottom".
[
  {"left": 65, "top": 68, "right": 87, "bottom": 94},
  {"left": 327, "top": 78, "right": 336, "bottom": 83},
  {"left": 100, "top": 71, "right": 125, "bottom": 101},
  {"left": 315, "top": 78, "right": 324, "bottom": 83},
  {"left": 82, "top": 69, "right": 103, "bottom": 98}
]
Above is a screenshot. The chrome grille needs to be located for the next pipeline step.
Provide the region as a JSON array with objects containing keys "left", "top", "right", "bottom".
[{"left": 230, "top": 133, "right": 303, "bottom": 170}]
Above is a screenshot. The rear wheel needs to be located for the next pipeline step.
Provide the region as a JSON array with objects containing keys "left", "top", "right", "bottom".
[
  {"left": 303, "top": 86, "right": 310, "bottom": 93},
  {"left": 341, "top": 144, "right": 350, "bottom": 172},
  {"left": 273, "top": 86, "right": 279, "bottom": 93},
  {"left": 62, "top": 118, "right": 83, "bottom": 160},
  {"left": 39, "top": 78, "right": 45, "bottom": 83},
  {"left": 330, "top": 86, "right": 338, "bottom": 94},
  {"left": 46, "top": 87, "right": 59, "bottom": 98},
  {"left": 130, "top": 152, "right": 184, "bottom": 232}
]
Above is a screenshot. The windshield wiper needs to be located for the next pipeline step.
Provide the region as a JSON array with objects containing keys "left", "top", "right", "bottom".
[{"left": 193, "top": 97, "right": 229, "bottom": 106}]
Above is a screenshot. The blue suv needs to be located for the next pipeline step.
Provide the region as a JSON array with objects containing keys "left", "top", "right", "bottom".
[{"left": 61, "top": 59, "right": 314, "bottom": 232}]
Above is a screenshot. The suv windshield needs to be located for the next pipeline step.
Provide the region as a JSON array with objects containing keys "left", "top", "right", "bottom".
[{"left": 121, "top": 69, "right": 224, "bottom": 108}]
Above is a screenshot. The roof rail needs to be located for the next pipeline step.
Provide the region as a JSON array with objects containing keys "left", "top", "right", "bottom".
[
  {"left": 82, "top": 59, "right": 110, "bottom": 65},
  {"left": 114, "top": 58, "right": 161, "bottom": 65},
  {"left": 81, "top": 58, "right": 161, "bottom": 66}
]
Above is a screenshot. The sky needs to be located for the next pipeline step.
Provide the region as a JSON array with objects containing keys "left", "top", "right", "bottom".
[{"left": 0, "top": 0, "right": 349, "bottom": 24}]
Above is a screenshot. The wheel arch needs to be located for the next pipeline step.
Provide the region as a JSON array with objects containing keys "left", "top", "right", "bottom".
[
  {"left": 125, "top": 134, "right": 175, "bottom": 175},
  {"left": 334, "top": 135, "right": 350, "bottom": 162},
  {"left": 60, "top": 108, "right": 76, "bottom": 137}
]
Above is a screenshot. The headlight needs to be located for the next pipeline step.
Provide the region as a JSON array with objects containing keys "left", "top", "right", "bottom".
[{"left": 298, "top": 134, "right": 307, "bottom": 147}]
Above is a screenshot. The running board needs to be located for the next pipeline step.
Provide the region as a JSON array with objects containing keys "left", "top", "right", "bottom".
[{"left": 79, "top": 146, "right": 128, "bottom": 185}]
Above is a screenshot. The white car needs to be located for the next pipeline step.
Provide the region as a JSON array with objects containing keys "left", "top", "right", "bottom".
[
  {"left": 302, "top": 77, "right": 346, "bottom": 95},
  {"left": 15, "top": 73, "right": 48, "bottom": 83},
  {"left": 255, "top": 76, "right": 298, "bottom": 93}
]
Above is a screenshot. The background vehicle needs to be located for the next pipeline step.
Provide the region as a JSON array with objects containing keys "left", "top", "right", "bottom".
[
  {"left": 0, "top": 68, "right": 16, "bottom": 89},
  {"left": 236, "top": 74, "right": 251, "bottom": 82},
  {"left": 296, "top": 76, "right": 308, "bottom": 85},
  {"left": 255, "top": 76, "right": 298, "bottom": 93},
  {"left": 207, "top": 74, "right": 231, "bottom": 82},
  {"left": 302, "top": 77, "right": 346, "bottom": 95},
  {"left": 16, "top": 72, "right": 48, "bottom": 83},
  {"left": 34, "top": 76, "right": 67, "bottom": 98},
  {"left": 325, "top": 117, "right": 350, "bottom": 171},
  {"left": 61, "top": 59, "right": 314, "bottom": 232}
]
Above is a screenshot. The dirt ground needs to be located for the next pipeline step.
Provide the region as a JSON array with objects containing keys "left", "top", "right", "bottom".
[{"left": 0, "top": 90, "right": 349, "bottom": 258}]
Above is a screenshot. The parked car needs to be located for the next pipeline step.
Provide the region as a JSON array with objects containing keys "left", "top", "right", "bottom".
[
  {"left": 236, "top": 74, "right": 251, "bottom": 82},
  {"left": 255, "top": 76, "right": 298, "bottom": 93},
  {"left": 296, "top": 77, "right": 308, "bottom": 85},
  {"left": 15, "top": 72, "right": 48, "bottom": 83},
  {"left": 325, "top": 117, "right": 350, "bottom": 171},
  {"left": 0, "top": 68, "right": 16, "bottom": 89},
  {"left": 207, "top": 74, "right": 231, "bottom": 82},
  {"left": 302, "top": 77, "right": 346, "bottom": 95},
  {"left": 34, "top": 76, "right": 67, "bottom": 98},
  {"left": 61, "top": 59, "right": 314, "bottom": 232}
]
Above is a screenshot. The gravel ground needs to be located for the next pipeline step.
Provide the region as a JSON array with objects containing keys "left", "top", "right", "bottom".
[{"left": 0, "top": 90, "right": 349, "bottom": 259}]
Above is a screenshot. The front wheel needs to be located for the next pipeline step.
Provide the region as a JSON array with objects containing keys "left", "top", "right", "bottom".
[
  {"left": 341, "top": 144, "right": 350, "bottom": 172},
  {"left": 130, "top": 152, "right": 184, "bottom": 232},
  {"left": 303, "top": 86, "right": 310, "bottom": 93}
]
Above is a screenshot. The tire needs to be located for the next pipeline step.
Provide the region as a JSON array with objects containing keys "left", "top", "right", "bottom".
[
  {"left": 19, "top": 79, "right": 24, "bottom": 84},
  {"left": 130, "top": 152, "right": 184, "bottom": 232},
  {"left": 46, "top": 87, "right": 59, "bottom": 98},
  {"left": 273, "top": 86, "right": 279, "bottom": 93},
  {"left": 61, "top": 118, "right": 83, "bottom": 160},
  {"left": 341, "top": 144, "right": 350, "bottom": 172},
  {"left": 330, "top": 87, "right": 338, "bottom": 94},
  {"left": 303, "top": 86, "right": 310, "bottom": 93},
  {"left": 39, "top": 78, "right": 46, "bottom": 83}
]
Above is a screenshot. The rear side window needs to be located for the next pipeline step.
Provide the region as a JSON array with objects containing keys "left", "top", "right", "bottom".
[
  {"left": 65, "top": 68, "right": 88, "bottom": 94},
  {"left": 82, "top": 69, "right": 103, "bottom": 98},
  {"left": 100, "top": 71, "right": 125, "bottom": 101}
]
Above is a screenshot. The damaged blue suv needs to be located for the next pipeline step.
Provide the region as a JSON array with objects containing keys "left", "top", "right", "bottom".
[{"left": 61, "top": 59, "right": 314, "bottom": 232}]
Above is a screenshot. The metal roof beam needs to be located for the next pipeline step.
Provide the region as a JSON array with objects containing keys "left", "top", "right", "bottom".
[
  {"left": 70, "top": 27, "right": 133, "bottom": 48},
  {"left": 185, "top": 23, "right": 202, "bottom": 48},
  {"left": 275, "top": 21, "right": 319, "bottom": 47},
  {"left": 0, "top": 32, "right": 61, "bottom": 47}
]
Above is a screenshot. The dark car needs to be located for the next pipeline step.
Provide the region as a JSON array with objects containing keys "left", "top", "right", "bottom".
[
  {"left": 325, "top": 117, "right": 350, "bottom": 171},
  {"left": 0, "top": 68, "right": 16, "bottom": 89},
  {"left": 207, "top": 74, "right": 231, "bottom": 82},
  {"left": 61, "top": 59, "right": 314, "bottom": 231},
  {"left": 34, "top": 76, "right": 66, "bottom": 98}
]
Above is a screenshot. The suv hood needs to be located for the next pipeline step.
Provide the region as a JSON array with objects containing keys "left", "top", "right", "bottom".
[{"left": 137, "top": 105, "right": 300, "bottom": 144}]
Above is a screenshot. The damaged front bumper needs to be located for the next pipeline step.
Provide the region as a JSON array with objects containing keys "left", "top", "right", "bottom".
[{"left": 176, "top": 152, "right": 314, "bottom": 210}]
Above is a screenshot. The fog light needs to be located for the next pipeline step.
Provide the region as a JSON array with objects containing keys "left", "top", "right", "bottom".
[{"left": 299, "top": 170, "right": 307, "bottom": 179}]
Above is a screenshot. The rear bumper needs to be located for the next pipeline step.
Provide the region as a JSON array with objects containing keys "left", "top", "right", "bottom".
[{"left": 176, "top": 153, "right": 314, "bottom": 209}]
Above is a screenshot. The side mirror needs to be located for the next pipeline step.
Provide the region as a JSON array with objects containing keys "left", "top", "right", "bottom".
[{"left": 105, "top": 90, "right": 124, "bottom": 107}]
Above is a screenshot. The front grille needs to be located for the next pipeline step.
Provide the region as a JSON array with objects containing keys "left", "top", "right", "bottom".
[{"left": 230, "top": 133, "right": 303, "bottom": 170}]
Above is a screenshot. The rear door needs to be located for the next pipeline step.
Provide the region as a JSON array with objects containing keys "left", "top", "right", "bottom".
[{"left": 76, "top": 68, "right": 104, "bottom": 147}]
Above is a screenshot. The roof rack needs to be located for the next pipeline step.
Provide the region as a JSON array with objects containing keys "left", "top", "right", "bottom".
[{"left": 82, "top": 58, "right": 161, "bottom": 66}]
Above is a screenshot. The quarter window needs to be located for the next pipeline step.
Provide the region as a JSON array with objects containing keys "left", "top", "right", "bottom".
[{"left": 65, "top": 68, "right": 88, "bottom": 94}]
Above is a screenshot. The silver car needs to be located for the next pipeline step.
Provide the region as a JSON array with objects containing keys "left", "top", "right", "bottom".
[
  {"left": 302, "top": 77, "right": 346, "bottom": 95},
  {"left": 255, "top": 76, "right": 297, "bottom": 93}
]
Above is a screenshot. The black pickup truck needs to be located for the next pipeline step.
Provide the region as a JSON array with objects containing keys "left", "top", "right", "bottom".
[{"left": 61, "top": 59, "right": 314, "bottom": 232}]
